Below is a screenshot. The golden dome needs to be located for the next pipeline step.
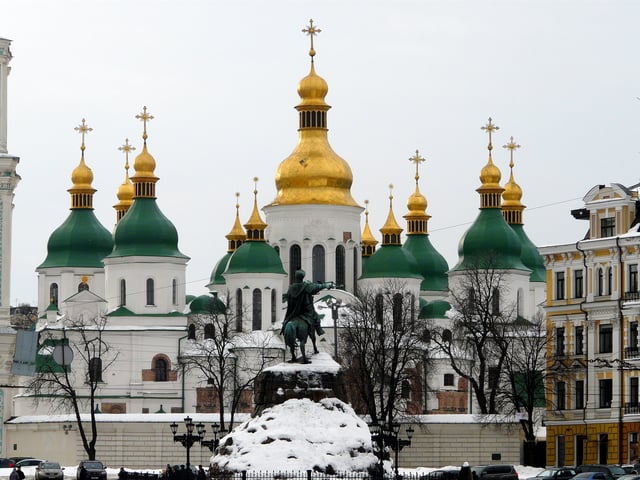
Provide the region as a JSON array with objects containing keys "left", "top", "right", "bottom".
[
  {"left": 71, "top": 157, "right": 94, "bottom": 190},
  {"left": 68, "top": 119, "right": 96, "bottom": 209},
  {"left": 479, "top": 156, "right": 502, "bottom": 188},
  {"left": 380, "top": 185, "right": 403, "bottom": 245},
  {"left": 131, "top": 107, "right": 158, "bottom": 187},
  {"left": 116, "top": 171, "right": 134, "bottom": 203},
  {"left": 270, "top": 45, "right": 358, "bottom": 207},
  {"left": 502, "top": 171, "right": 523, "bottom": 207},
  {"left": 361, "top": 200, "right": 378, "bottom": 246},
  {"left": 227, "top": 192, "right": 247, "bottom": 244}
]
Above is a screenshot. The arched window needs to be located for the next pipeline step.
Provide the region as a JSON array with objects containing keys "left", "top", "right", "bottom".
[
  {"left": 375, "top": 294, "right": 384, "bottom": 324},
  {"left": 50, "top": 283, "right": 59, "bottom": 307},
  {"left": 252, "top": 289, "right": 262, "bottom": 330},
  {"left": 444, "top": 373, "right": 455, "bottom": 387},
  {"left": 517, "top": 288, "right": 523, "bottom": 316},
  {"left": 146, "top": 278, "right": 155, "bottom": 305},
  {"left": 89, "top": 357, "right": 102, "bottom": 383},
  {"left": 353, "top": 250, "right": 358, "bottom": 294},
  {"left": 422, "top": 329, "right": 431, "bottom": 343},
  {"left": 289, "top": 245, "right": 302, "bottom": 285},
  {"left": 393, "top": 293, "right": 403, "bottom": 330},
  {"left": 443, "top": 329, "right": 452, "bottom": 343},
  {"left": 120, "top": 279, "right": 126, "bottom": 306},
  {"left": 271, "top": 289, "right": 277, "bottom": 324},
  {"left": 78, "top": 281, "right": 89, "bottom": 292},
  {"left": 188, "top": 324, "right": 196, "bottom": 340},
  {"left": 491, "top": 288, "right": 500, "bottom": 315},
  {"left": 154, "top": 358, "right": 167, "bottom": 382},
  {"left": 204, "top": 324, "right": 215, "bottom": 339},
  {"left": 235, "top": 289, "right": 243, "bottom": 332},
  {"left": 335, "top": 245, "right": 345, "bottom": 288},
  {"left": 172, "top": 278, "right": 178, "bottom": 305},
  {"left": 312, "top": 245, "right": 325, "bottom": 282},
  {"left": 401, "top": 380, "right": 412, "bottom": 400},
  {"left": 607, "top": 267, "right": 613, "bottom": 295},
  {"left": 597, "top": 268, "right": 604, "bottom": 296}
]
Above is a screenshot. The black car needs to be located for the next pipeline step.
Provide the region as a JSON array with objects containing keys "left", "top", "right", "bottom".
[
  {"left": 0, "top": 458, "right": 15, "bottom": 468},
  {"left": 471, "top": 465, "right": 519, "bottom": 480},
  {"left": 77, "top": 460, "right": 107, "bottom": 480},
  {"left": 527, "top": 468, "right": 577, "bottom": 480},
  {"left": 575, "top": 466, "right": 627, "bottom": 479},
  {"left": 422, "top": 470, "right": 461, "bottom": 480}
]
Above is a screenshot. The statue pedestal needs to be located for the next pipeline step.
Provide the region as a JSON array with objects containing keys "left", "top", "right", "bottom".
[{"left": 253, "top": 352, "right": 347, "bottom": 416}]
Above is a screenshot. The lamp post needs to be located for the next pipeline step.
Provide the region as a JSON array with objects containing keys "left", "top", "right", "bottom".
[
  {"left": 330, "top": 299, "right": 342, "bottom": 359},
  {"left": 170, "top": 416, "right": 202, "bottom": 468},
  {"left": 199, "top": 423, "right": 222, "bottom": 451},
  {"left": 369, "top": 422, "right": 414, "bottom": 480}
]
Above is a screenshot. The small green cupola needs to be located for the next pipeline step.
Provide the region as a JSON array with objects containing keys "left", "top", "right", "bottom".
[
  {"left": 361, "top": 184, "right": 422, "bottom": 280},
  {"left": 453, "top": 118, "right": 527, "bottom": 272},
  {"left": 208, "top": 193, "right": 247, "bottom": 287},
  {"left": 189, "top": 292, "right": 226, "bottom": 315},
  {"left": 108, "top": 107, "right": 188, "bottom": 260},
  {"left": 501, "top": 137, "right": 545, "bottom": 282},
  {"left": 38, "top": 119, "right": 113, "bottom": 269},
  {"left": 402, "top": 150, "right": 449, "bottom": 291},
  {"left": 225, "top": 179, "right": 286, "bottom": 275}
]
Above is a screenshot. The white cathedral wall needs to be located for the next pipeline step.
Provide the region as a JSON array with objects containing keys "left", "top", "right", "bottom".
[
  {"left": 104, "top": 257, "right": 187, "bottom": 314},
  {"left": 263, "top": 204, "right": 363, "bottom": 293},
  {"left": 36, "top": 269, "right": 107, "bottom": 312}
]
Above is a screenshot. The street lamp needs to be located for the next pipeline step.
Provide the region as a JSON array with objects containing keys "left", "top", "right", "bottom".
[
  {"left": 330, "top": 299, "right": 342, "bottom": 359},
  {"left": 369, "top": 422, "right": 414, "bottom": 480},
  {"left": 170, "top": 416, "right": 202, "bottom": 468},
  {"left": 199, "top": 423, "right": 222, "bottom": 451}
]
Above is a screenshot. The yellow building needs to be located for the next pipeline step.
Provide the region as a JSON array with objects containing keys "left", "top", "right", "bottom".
[{"left": 540, "top": 183, "right": 640, "bottom": 466}]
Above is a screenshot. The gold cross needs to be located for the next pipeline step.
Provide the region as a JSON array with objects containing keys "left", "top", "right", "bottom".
[
  {"left": 74, "top": 119, "right": 92, "bottom": 152},
  {"left": 302, "top": 19, "right": 321, "bottom": 57},
  {"left": 253, "top": 176, "right": 259, "bottom": 196},
  {"left": 481, "top": 117, "right": 499, "bottom": 151},
  {"left": 135, "top": 106, "right": 154, "bottom": 141},
  {"left": 502, "top": 136, "right": 521, "bottom": 169},
  {"left": 388, "top": 183, "right": 394, "bottom": 206},
  {"left": 118, "top": 138, "right": 136, "bottom": 171},
  {"left": 409, "top": 149, "right": 426, "bottom": 182}
]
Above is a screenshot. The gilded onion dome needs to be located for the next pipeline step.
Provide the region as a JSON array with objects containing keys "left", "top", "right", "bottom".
[
  {"left": 208, "top": 193, "right": 247, "bottom": 287},
  {"left": 453, "top": 119, "right": 527, "bottom": 272},
  {"left": 501, "top": 137, "right": 546, "bottom": 282},
  {"left": 109, "top": 107, "right": 188, "bottom": 259},
  {"left": 361, "top": 185, "right": 422, "bottom": 280},
  {"left": 38, "top": 119, "right": 113, "bottom": 269},
  {"left": 225, "top": 179, "right": 286, "bottom": 275},
  {"left": 402, "top": 151, "right": 449, "bottom": 291},
  {"left": 361, "top": 200, "right": 378, "bottom": 259},
  {"left": 114, "top": 138, "right": 136, "bottom": 222},
  {"left": 269, "top": 20, "right": 358, "bottom": 208}
]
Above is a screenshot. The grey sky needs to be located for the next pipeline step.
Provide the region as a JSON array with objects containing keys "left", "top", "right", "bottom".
[{"left": 2, "top": 0, "right": 639, "bottom": 305}]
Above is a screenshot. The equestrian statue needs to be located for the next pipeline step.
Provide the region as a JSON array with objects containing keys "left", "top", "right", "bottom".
[{"left": 281, "top": 269, "right": 334, "bottom": 364}]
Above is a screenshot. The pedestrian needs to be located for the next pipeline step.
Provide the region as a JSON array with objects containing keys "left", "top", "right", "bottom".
[
  {"left": 197, "top": 466, "right": 206, "bottom": 480},
  {"left": 460, "top": 462, "right": 473, "bottom": 480},
  {"left": 9, "top": 468, "right": 19, "bottom": 480},
  {"left": 118, "top": 467, "right": 128, "bottom": 480},
  {"left": 79, "top": 466, "right": 89, "bottom": 480},
  {"left": 16, "top": 467, "right": 25, "bottom": 480}
]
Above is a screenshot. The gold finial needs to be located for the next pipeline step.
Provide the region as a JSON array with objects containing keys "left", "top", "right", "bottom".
[
  {"left": 74, "top": 118, "right": 93, "bottom": 155},
  {"left": 481, "top": 117, "right": 500, "bottom": 153},
  {"left": 502, "top": 136, "right": 521, "bottom": 169},
  {"left": 302, "top": 19, "right": 321, "bottom": 59},
  {"left": 364, "top": 199, "right": 370, "bottom": 218},
  {"left": 235, "top": 191, "right": 240, "bottom": 208},
  {"left": 135, "top": 106, "right": 154, "bottom": 143},
  {"left": 409, "top": 149, "right": 426, "bottom": 184},
  {"left": 118, "top": 138, "right": 136, "bottom": 173},
  {"left": 388, "top": 183, "right": 394, "bottom": 206},
  {"left": 253, "top": 176, "right": 259, "bottom": 196}
]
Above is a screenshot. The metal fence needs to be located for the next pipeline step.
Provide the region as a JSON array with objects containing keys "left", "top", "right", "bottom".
[{"left": 209, "top": 472, "right": 423, "bottom": 480}]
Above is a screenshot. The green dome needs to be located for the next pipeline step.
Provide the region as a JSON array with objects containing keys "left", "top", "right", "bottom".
[
  {"left": 511, "top": 224, "right": 546, "bottom": 282},
  {"left": 453, "top": 208, "right": 528, "bottom": 272},
  {"left": 419, "top": 299, "right": 451, "bottom": 319},
  {"left": 108, "top": 198, "right": 188, "bottom": 259},
  {"left": 403, "top": 234, "right": 449, "bottom": 291},
  {"left": 208, "top": 252, "right": 232, "bottom": 286},
  {"left": 189, "top": 294, "right": 226, "bottom": 315},
  {"left": 38, "top": 209, "right": 113, "bottom": 269},
  {"left": 360, "top": 245, "right": 423, "bottom": 280},
  {"left": 224, "top": 242, "right": 286, "bottom": 275}
]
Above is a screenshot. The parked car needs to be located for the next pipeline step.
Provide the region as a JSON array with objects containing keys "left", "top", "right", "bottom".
[
  {"left": 35, "top": 462, "right": 64, "bottom": 480},
  {"left": 422, "top": 469, "right": 461, "bottom": 480},
  {"left": 471, "top": 465, "right": 519, "bottom": 480},
  {"left": 572, "top": 473, "right": 613, "bottom": 480},
  {"left": 16, "top": 458, "right": 45, "bottom": 467},
  {"left": 0, "top": 458, "right": 15, "bottom": 468},
  {"left": 76, "top": 460, "right": 107, "bottom": 480},
  {"left": 9, "top": 458, "right": 35, "bottom": 464},
  {"left": 576, "top": 466, "right": 627, "bottom": 479},
  {"left": 527, "top": 468, "right": 577, "bottom": 480},
  {"left": 617, "top": 475, "right": 640, "bottom": 480}
]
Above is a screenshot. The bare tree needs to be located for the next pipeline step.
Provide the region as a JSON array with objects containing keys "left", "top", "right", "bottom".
[
  {"left": 25, "top": 315, "right": 117, "bottom": 460},
  {"left": 339, "top": 280, "right": 429, "bottom": 429},
  {"left": 180, "top": 296, "right": 282, "bottom": 431},
  {"left": 432, "top": 254, "right": 514, "bottom": 414}
]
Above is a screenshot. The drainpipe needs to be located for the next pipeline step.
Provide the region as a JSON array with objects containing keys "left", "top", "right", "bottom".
[
  {"left": 617, "top": 236, "right": 624, "bottom": 464},
  {"left": 178, "top": 334, "right": 188, "bottom": 413},
  {"left": 576, "top": 240, "right": 590, "bottom": 461}
]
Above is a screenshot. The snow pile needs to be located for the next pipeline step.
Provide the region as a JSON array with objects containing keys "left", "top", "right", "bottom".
[{"left": 211, "top": 397, "right": 377, "bottom": 473}]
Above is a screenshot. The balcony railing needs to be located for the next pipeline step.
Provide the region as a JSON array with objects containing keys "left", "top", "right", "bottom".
[
  {"left": 625, "top": 402, "right": 640, "bottom": 414},
  {"left": 624, "top": 291, "right": 640, "bottom": 301},
  {"left": 626, "top": 347, "right": 640, "bottom": 359}
]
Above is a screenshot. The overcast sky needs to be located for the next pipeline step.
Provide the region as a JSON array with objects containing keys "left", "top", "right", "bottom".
[{"left": 2, "top": 1, "right": 639, "bottom": 306}]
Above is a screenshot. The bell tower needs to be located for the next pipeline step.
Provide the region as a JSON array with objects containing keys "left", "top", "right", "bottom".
[{"left": 0, "top": 38, "right": 21, "bottom": 325}]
